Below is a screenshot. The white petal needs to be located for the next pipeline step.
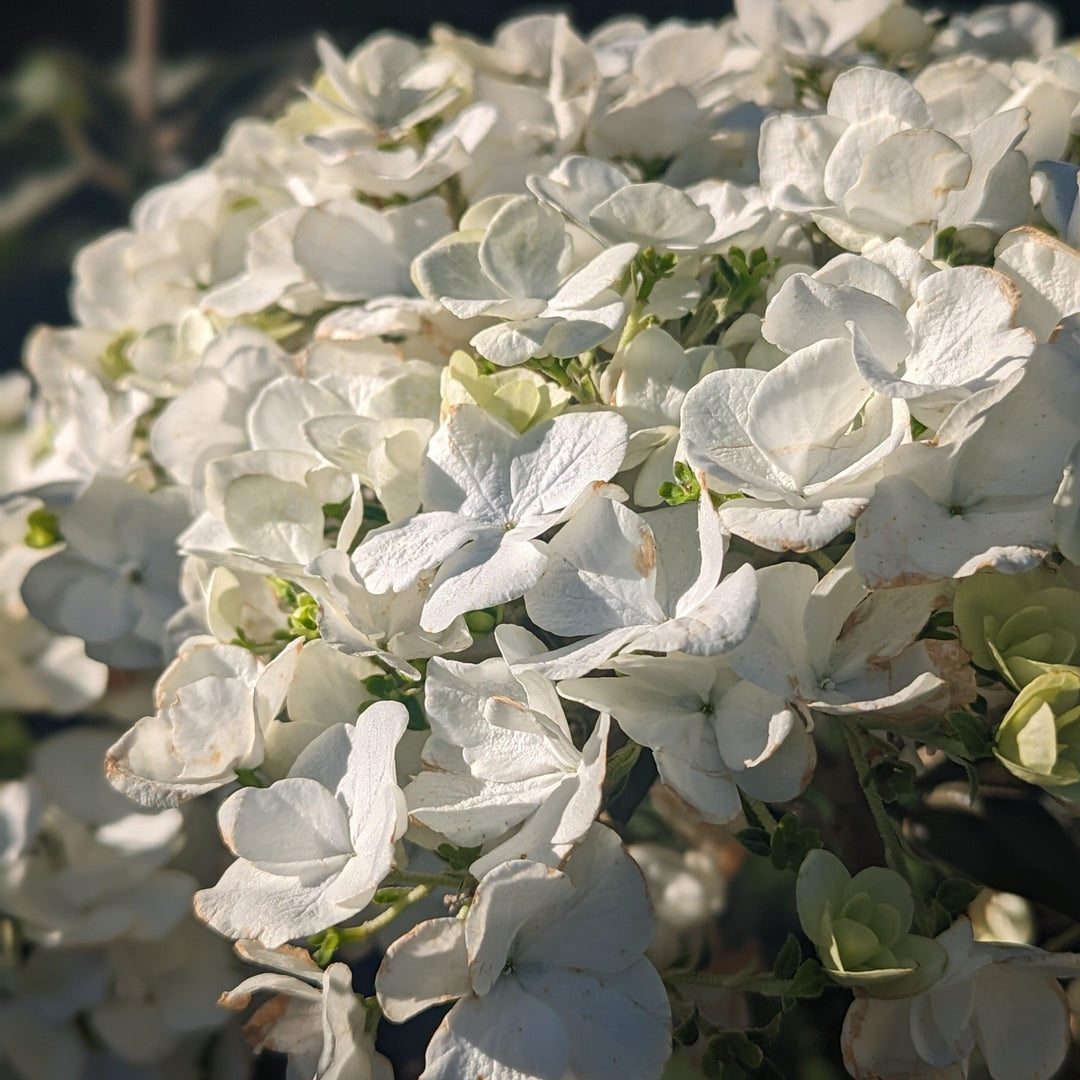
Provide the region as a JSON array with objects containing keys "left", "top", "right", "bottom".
[{"left": 376, "top": 918, "right": 470, "bottom": 1023}]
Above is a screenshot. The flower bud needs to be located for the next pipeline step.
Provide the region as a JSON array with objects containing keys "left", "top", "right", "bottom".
[
  {"left": 440, "top": 351, "right": 569, "bottom": 432},
  {"left": 994, "top": 668, "right": 1080, "bottom": 804},
  {"left": 954, "top": 565, "right": 1080, "bottom": 689},
  {"left": 796, "top": 850, "right": 945, "bottom": 997}
]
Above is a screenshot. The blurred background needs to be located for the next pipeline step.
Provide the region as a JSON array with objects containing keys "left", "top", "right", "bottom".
[{"left": 3, "top": 0, "right": 1080, "bottom": 375}]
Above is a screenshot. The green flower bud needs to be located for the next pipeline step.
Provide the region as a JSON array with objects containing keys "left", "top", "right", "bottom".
[
  {"left": 994, "top": 668, "right": 1080, "bottom": 804},
  {"left": 441, "top": 351, "right": 570, "bottom": 433},
  {"left": 796, "top": 850, "right": 946, "bottom": 997},
  {"left": 954, "top": 565, "right": 1080, "bottom": 689}
]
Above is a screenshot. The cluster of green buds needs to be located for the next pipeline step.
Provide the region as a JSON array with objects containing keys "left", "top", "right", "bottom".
[
  {"left": 994, "top": 668, "right": 1080, "bottom": 805},
  {"left": 954, "top": 565, "right": 1080, "bottom": 689},
  {"left": 796, "top": 850, "right": 946, "bottom": 997}
]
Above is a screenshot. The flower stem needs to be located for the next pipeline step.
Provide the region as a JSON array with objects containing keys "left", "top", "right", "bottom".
[
  {"left": 339, "top": 884, "right": 433, "bottom": 944},
  {"left": 673, "top": 969, "right": 791, "bottom": 995},
  {"left": 383, "top": 869, "right": 468, "bottom": 889},
  {"left": 842, "top": 720, "right": 909, "bottom": 875}
]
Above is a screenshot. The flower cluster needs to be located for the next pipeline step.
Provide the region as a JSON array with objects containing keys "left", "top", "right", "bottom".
[{"left": 5, "top": 2, "right": 1080, "bottom": 1078}]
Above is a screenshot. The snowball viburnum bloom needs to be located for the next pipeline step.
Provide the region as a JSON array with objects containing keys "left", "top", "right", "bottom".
[
  {"left": 21, "top": 476, "right": 189, "bottom": 668},
  {"left": 762, "top": 262, "right": 1034, "bottom": 430},
  {"left": 105, "top": 638, "right": 299, "bottom": 808},
  {"left": 376, "top": 825, "right": 671, "bottom": 1080},
  {"left": 560, "top": 651, "right": 814, "bottom": 824},
  {"left": 842, "top": 918, "right": 1080, "bottom": 1080},
  {"left": 352, "top": 404, "right": 628, "bottom": 632},
  {"left": 1, "top": 732, "right": 196, "bottom": 948},
  {"left": 759, "top": 66, "right": 974, "bottom": 248},
  {"left": 679, "top": 336, "right": 910, "bottom": 552},
  {"left": 723, "top": 559, "right": 975, "bottom": 724},
  {"left": 855, "top": 332, "right": 1080, "bottom": 588},
  {"left": 221, "top": 940, "right": 391, "bottom": 1080},
  {"left": 521, "top": 493, "right": 759, "bottom": 678},
  {"left": 194, "top": 706, "right": 408, "bottom": 947},
  {"left": 527, "top": 155, "right": 765, "bottom": 252},
  {"left": 412, "top": 195, "right": 636, "bottom": 366},
  {"left": 406, "top": 635, "right": 609, "bottom": 876}
]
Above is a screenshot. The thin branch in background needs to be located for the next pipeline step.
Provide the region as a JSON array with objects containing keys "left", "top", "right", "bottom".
[{"left": 129, "top": 0, "right": 159, "bottom": 128}]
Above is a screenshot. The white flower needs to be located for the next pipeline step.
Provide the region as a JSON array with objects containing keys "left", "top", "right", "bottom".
[
  {"left": 412, "top": 195, "right": 636, "bottom": 366},
  {"left": 679, "top": 338, "right": 909, "bottom": 552},
  {"left": 628, "top": 843, "right": 726, "bottom": 970},
  {"left": 528, "top": 155, "right": 765, "bottom": 252},
  {"left": 855, "top": 330, "right": 1080, "bottom": 587},
  {"left": 995, "top": 225, "right": 1080, "bottom": 341},
  {"left": 89, "top": 920, "right": 237, "bottom": 1066},
  {"left": 221, "top": 940, "right": 392, "bottom": 1080},
  {"left": 352, "top": 404, "right": 628, "bottom": 632},
  {"left": 1, "top": 732, "right": 196, "bottom": 947},
  {"left": 202, "top": 197, "right": 452, "bottom": 317},
  {"left": 763, "top": 260, "right": 1034, "bottom": 428},
  {"left": 724, "top": 558, "right": 975, "bottom": 722},
  {"left": 194, "top": 705, "right": 408, "bottom": 947},
  {"left": 21, "top": 476, "right": 189, "bottom": 667},
  {"left": 842, "top": 918, "right": 1080, "bottom": 1080},
  {"left": 306, "top": 105, "right": 497, "bottom": 201},
  {"left": 305, "top": 549, "right": 472, "bottom": 676},
  {"left": 0, "top": 948, "right": 108, "bottom": 1080},
  {"left": 560, "top": 650, "right": 814, "bottom": 824},
  {"left": 0, "top": 609, "right": 107, "bottom": 716},
  {"left": 307, "top": 33, "right": 465, "bottom": 139},
  {"left": 376, "top": 824, "right": 671, "bottom": 1080},
  {"left": 406, "top": 636, "right": 609, "bottom": 877},
  {"left": 522, "top": 493, "right": 758, "bottom": 677},
  {"left": 1054, "top": 440, "right": 1080, "bottom": 565},
  {"left": 149, "top": 327, "right": 290, "bottom": 490},
  {"left": 105, "top": 635, "right": 306, "bottom": 807},
  {"left": 759, "top": 67, "right": 974, "bottom": 247}
]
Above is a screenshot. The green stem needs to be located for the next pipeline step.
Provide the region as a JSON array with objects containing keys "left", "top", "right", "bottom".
[
  {"left": 339, "top": 884, "right": 432, "bottom": 944},
  {"left": 806, "top": 549, "right": 835, "bottom": 574},
  {"left": 842, "top": 721, "right": 909, "bottom": 875},
  {"left": 843, "top": 721, "right": 935, "bottom": 932},
  {"left": 673, "top": 970, "right": 791, "bottom": 995},
  {"left": 383, "top": 869, "right": 467, "bottom": 889},
  {"left": 616, "top": 299, "right": 647, "bottom": 352}
]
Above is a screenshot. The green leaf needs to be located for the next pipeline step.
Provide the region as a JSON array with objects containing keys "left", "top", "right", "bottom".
[
  {"left": 672, "top": 1007, "right": 700, "bottom": 1047},
  {"left": 435, "top": 843, "right": 482, "bottom": 872},
  {"left": 936, "top": 878, "right": 981, "bottom": 915},
  {"left": 770, "top": 813, "right": 822, "bottom": 871},
  {"left": 772, "top": 934, "right": 801, "bottom": 980},
  {"left": 948, "top": 712, "right": 994, "bottom": 759},
  {"left": 603, "top": 739, "right": 641, "bottom": 805},
  {"left": 788, "top": 959, "right": 826, "bottom": 999},
  {"left": 735, "top": 827, "right": 772, "bottom": 858}
]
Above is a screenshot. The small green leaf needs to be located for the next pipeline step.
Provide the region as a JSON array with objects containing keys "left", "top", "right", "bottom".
[
  {"left": 936, "top": 878, "right": 981, "bottom": 915},
  {"left": 772, "top": 934, "right": 801, "bottom": 980},
  {"left": 735, "top": 827, "right": 772, "bottom": 858},
  {"left": 788, "top": 959, "right": 826, "bottom": 999}
]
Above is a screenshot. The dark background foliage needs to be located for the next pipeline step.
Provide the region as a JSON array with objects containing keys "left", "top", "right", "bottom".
[{"left": 2, "top": 0, "right": 1079, "bottom": 373}]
